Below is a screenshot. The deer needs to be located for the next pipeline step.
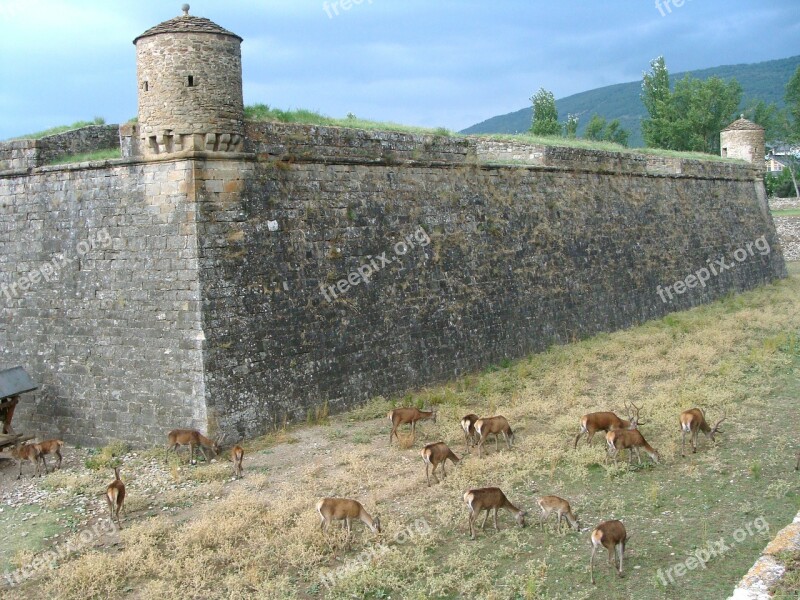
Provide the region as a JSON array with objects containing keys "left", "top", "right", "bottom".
[
  {"left": 387, "top": 407, "right": 436, "bottom": 446},
  {"left": 460, "top": 413, "right": 480, "bottom": 453},
  {"left": 590, "top": 519, "right": 627, "bottom": 584},
  {"left": 105, "top": 467, "right": 126, "bottom": 530},
  {"left": 536, "top": 495, "right": 580, "bottom": 535},
  {"left": 463, "top": 487, "right": 526, "bottom": 539},
  {"left": 10, "top": 442, "right": 43, "bottom": 479},
  {"left": 606, "top": 429, "right": 660, "bottom": 465},
  {"left": 421, "top": 442, "right": 460, "bottom": 486},
  {"left": 231, "top": 444, "right": 244, "bottom": 479},
  {"left": 680, "top": 408, "right": 726, "bottom": 456},
  {"left": 166, "top": 429, "right": 222, "bottom": 464},
  {"left": 474, "top": 416, "right": 514, "bottom": 458},
  {"left": 316, "top": 498, "right": 381, "bottom": 549},
  {"left": 574, "top": 401, "right": 641, "bottom": 449},
  {"left": 35, "top": 439, "right": 64, "bottom": 472}
]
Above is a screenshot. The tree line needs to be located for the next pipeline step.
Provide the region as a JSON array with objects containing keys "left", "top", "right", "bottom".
[{"left": 529, "top": 57, "right": 800, "bottom": 196}]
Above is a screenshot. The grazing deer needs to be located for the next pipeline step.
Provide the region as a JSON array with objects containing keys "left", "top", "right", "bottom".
[
  {"left": 387, "top": 407, "right": 436, "bottom": 446},
  {"left": 421, "top": 442, "right": 460, "bottom": 486},
  {"left": 537, "top": 495, "right": 580, "bottom": 535},
  {"left": 35, "top": 439, "right": 64, "bottom": 472},
  {"left": 606, "top": 429, "right": 660, "bottom": 465},
  {"left": 590, "top": 520, "right": 627, "bottom": 584},
  {"left": 460, "top": 413, "right": 480, "bottom": 453},
  {"left": 231, "top": 444, "right": 244, "bottom": 479},
  {"left": 166, "top": 429, "right": 222, "bottom": 464},
  {"left": 463, "top": 487, "right": 526, "bottom": 539},
  {"left": 574, "top": 401, "right": 641, "bottom": 449},
  {"left": 105, "top": 467, "right": 126, "bottom": 530},
  {"left": 316, "top": 498, "right": 381, "bottom": 549},
  {"left": 680, "top": 408, "right": 726, "bottom": 456},
  {"left": 474, "top": 416, "right": 514, "bottom": 458},
  {"left": 10, "top": 442, "right": 43, "bottom": 479}
]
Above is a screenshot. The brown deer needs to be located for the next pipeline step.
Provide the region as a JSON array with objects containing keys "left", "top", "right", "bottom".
[
  {"left": 590, "top": 520, "right": 627, "bottom": 584},
  {"left": 35, "top": 439, "right": 64, "bottom": 472},
  {"left": 536, "top": 495, "right": 580, "bottom": 535},
  {"left": 106, "top": 467, "right": 126, "bottom": 530},
  {"left": 421, "top": 442, "right": 460, "bottom": 486},
  {"left": 606, "top": 429, "right": 660, "bottom": 465},
  {"left": 463, "top": 487, "right": 526, "bottom": 539},
  {"left": 680, "top": 408, "right": 726, "bottom": 456},
  {"left": 387, "top": 407, "right": 436, "bottom": 446},
  {"left": 231, "top": 444, "right": 244, "bottom": 479},
  {"left": 460, "top": 413, "right": 480, "bottom": 453},
  {"left": 10, "top": 442, "right": 43, "bottom": 479},
  {"left": 574, "top": 401, "right": 641, "bottom": 449},
  {"left": 316, "top": 498, "right": 381, "bottom": 549},
  {"left": 166, "top": 429, "right": 222, "bottom": 464},
  {"left": 474, "top": 416, "right": 514, "bottom": 458}
]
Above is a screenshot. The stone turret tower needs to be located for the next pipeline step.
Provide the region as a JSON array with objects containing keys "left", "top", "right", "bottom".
[
  {"left": 721, "top": 115, "right": 765, "bottom": 171},
  {"left": 133, "top": 5, "right": 244, "bottom": 156}
]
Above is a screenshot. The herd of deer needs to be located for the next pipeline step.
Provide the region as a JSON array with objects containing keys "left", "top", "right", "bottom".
[{"left": 5, "top": 402, "right": 732, "bottom": 583}]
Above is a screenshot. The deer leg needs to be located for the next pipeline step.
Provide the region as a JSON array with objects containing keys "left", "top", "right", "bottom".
[
  {"left": 590, "top": 545, "right": 597, "bottom": 584},
  {"left": 493, "top": 508, "right": 500, "bottom": 531},
  {"left": 56, "top": 449, "right": 62, "bottom": 470},
  {"left": 477, "top": 435, "right": 485, "bottom": 458},
  {"left": 692, "top": 430, "right": 698, "bottom": 453},
  {"left": 681, "top": 429, "right": 687, "bottom": 457},
  {"left": 441, "top": 461, "right": 446, "bottom": 479},
  {"left": 539, "top": 509, "right": 548, "bottom": 531},
  {"left": 468, "top": 511, "right": 476, "bottom": 539},
  {"left": 617, "top": 542, "right": 624, "bottom": 577},
  {"left": 558, "top": 513, "right": 564, "bottom": 535},
  {"left": 411, "top": 421, "right": 416, "bottom": 443},
  {"left": 586, "top": 430, "right": 595, "bottom": 445},
  {"left": 607, "top": 546, "right": 615, "bottom": 570},
  {"left": 494, "top": 433, "right": 499, "bottom": 453},
  {"left": 481, "top": 509, "right": 490, "bottom": 530}
]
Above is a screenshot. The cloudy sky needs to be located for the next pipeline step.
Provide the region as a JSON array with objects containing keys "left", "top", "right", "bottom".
[{"left": 0, "top": 0, "right": 798, "bottom": 140}]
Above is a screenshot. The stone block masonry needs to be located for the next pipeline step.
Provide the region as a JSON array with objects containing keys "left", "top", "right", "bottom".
[{"left": 0, "top": 123, "right": 788, "bottom": 445}]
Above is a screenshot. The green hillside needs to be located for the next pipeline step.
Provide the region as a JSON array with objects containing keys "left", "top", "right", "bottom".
[{"left": 462, "top": 55, "right": 800, "bottom": 147}]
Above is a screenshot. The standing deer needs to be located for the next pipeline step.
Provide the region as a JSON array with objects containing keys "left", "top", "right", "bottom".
[
  {"left": 474, "top": 416, "right": 515, "bottom": 458},
  {"left": 463, "top": 487, "right": 526, "bottom": 539},
  {"left": 574, "top": 401, "right": 641, "bottom": 449},
  {"left": 106, "top": 467, "right": 126, "bottom": 530},
  {"left": 421, "top": 442, "right": 460, "bottom": 486},
  {"left": 680, "top": 408, "right": 726, "bottom": 456},
  {"left": 10, "top": 442, "right": 43, "bottom": 479},
  {"left": 316, "top": 498, "right": 381, "bottom": 549},
  {"left": 590, "top": 520, "right": 627, "bottom": 584},
  {"left": 537, "top": 495, "right": 580, "bottom": 535},
  {"left": 35, "top": 439, "right": 64, "bottom": 472},
  {"left": 231, "top": 444, "right": 244, "bottom": 479},
  {"left": 606, "top": 429, "right": 660, "bottom": 465},
  {"left": 166, "top": 429, "right": 222, "bottom": 464},
  {"left": 387, "top": 407, "right": 436, "bottom": 446},
  {"left": 460, "top": 414, "right": 480, "bottom": 453}
]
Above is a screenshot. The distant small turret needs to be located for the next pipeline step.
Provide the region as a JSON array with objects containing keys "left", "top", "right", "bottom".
[{"left": 720, "top": 115, "right": 765, "bottom": 172}]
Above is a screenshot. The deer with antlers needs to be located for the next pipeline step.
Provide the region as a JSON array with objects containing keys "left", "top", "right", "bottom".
[
  {"left": 166, "top": 429, "right": 223, "bottom": 465},
  {"left": 387, "top": 407, "right": 436, "bottom": 446},
  {"left": 105, "top": 466, "right": 126, "bottom": 530},
  {"left": 590, "top": 519, "right": 627, "bottom": 584},
  {"left": 680, "top": 408, "right": 726, "bottom": 456},
  {"left": 606, "top": 429, "right": 660, "bottom": 465},
  {"left": 460, "top": 413, "right": 480, "bottom": 453},
  {"left": 574, "top": 401, "right": 641, "bottom": 449},
  {"left": 463, "top": 487, "right": 526, "bottom": 539},
  {"left": 421, "top": 442, "right": 460, "bottom": 486},
  {"left": 316, "top": 498, "right": 381, "bottom": 549},
  {"left": 474, "top": 416, "right": 515, "bottom": 458}
]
